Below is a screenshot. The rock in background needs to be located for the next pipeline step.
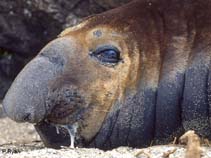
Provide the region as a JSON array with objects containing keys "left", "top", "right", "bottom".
[{"left": 0, "top": 0, "right": 131, "bottom": 99}]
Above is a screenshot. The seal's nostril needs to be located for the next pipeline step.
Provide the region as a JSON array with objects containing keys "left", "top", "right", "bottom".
[{"left": 23, "top": 113, "right": 31, "bottom": 121}]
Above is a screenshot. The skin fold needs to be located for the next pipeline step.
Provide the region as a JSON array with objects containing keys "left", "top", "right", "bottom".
[{"left": 2, "top": 0, "right": 211, "bottom": 149}]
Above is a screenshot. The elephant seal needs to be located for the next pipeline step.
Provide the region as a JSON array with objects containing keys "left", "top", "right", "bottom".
[{"left": 2, "top": 0, "right": 211, "bottom": 149}]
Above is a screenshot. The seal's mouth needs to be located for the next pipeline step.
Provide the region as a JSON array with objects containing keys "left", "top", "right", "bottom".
[
  {"left": 33, "top": 86, "right": 91, "bottom": 148},
  {"left": 35, "top": 118, "right": 86, "bottom": 148}
]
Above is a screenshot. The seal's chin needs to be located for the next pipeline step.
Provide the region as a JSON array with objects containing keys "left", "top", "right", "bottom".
[
  {"left": 35, "top": 121, "right": 71, "bottom": 148},
  {"left": 35, "top": 120, "right": 83, "bottom": 149}
]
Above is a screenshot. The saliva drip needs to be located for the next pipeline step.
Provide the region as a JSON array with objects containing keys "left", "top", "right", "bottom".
[
  {"left": 54, "top": 123, "right": 78, "bottom": 148},
  {"left": 55, "top": 125, "right": 60, "bottom": 134}
]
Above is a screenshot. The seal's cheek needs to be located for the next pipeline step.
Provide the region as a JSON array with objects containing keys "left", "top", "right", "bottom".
[
  {"left": 67, "top": 45, "right": 139, "bottom": 142},
  {"left": 44, "top": 45, "right": 133, "bottom": 142}
]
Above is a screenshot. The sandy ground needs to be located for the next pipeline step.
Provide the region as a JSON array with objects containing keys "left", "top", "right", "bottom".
[
  {"left": 1, "top": 103, "right": 211, "bottom": 158},
  {"left": 0, "top": 117, "right": 40, "bottom": 145},
  {"left": 0, "top": 104, "right": 41, "bottom": 145}
]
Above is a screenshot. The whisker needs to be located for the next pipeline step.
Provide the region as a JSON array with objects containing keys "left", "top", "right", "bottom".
[{"left": 93, "top": 109, "right": 109, "bottom": 113}]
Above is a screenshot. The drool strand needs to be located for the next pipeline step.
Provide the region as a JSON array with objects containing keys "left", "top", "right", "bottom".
[{"left": 54, "top": 123, "right": 78, "bottom": 148}]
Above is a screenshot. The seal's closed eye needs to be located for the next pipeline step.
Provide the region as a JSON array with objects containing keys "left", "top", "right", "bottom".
[{"left": 89, "top": 45, "right": 121, "bottom": 65}]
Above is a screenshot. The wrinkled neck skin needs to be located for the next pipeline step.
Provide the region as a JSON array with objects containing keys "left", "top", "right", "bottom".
[
  {"left": 81, "top": 0, "right": 211, "bottom": 149},
  {"left": 3, "top": 0, "right": 211, "bottom": 149}
]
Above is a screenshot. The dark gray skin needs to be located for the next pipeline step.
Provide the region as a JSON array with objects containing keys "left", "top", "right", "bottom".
[{"left": 3, "top": 0, "right": 211, "bottom": 149}]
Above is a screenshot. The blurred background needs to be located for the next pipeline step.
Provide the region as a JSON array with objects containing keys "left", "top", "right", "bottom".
[{"left": 0, "top": 0, "right": 132, "bottom": 100}]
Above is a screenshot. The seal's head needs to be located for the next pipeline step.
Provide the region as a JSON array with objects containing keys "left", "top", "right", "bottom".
[
  {"left": 3, "top": 1, "right": 162, "bottom": 148},
  {"left": 2, "top": 1, "right": 148, "bottom": 148}
]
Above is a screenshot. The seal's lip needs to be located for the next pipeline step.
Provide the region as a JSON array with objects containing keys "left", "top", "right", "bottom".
[
  {"left": 38, "top": 118, "right": 78, "bottom": 128},
  {"left": 45, "top": 105, "right": 88, "bottom": 126},
  {"left": 34, "top": 118, "right": 51, "bottom": 126}
]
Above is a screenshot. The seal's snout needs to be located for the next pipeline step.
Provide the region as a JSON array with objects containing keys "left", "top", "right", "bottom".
[
  {"left": 2, "top": 37, "right": 73, "bottom": 123},
  {"left": 2, "top": 56, "right": 62, "bottom": 123}
]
